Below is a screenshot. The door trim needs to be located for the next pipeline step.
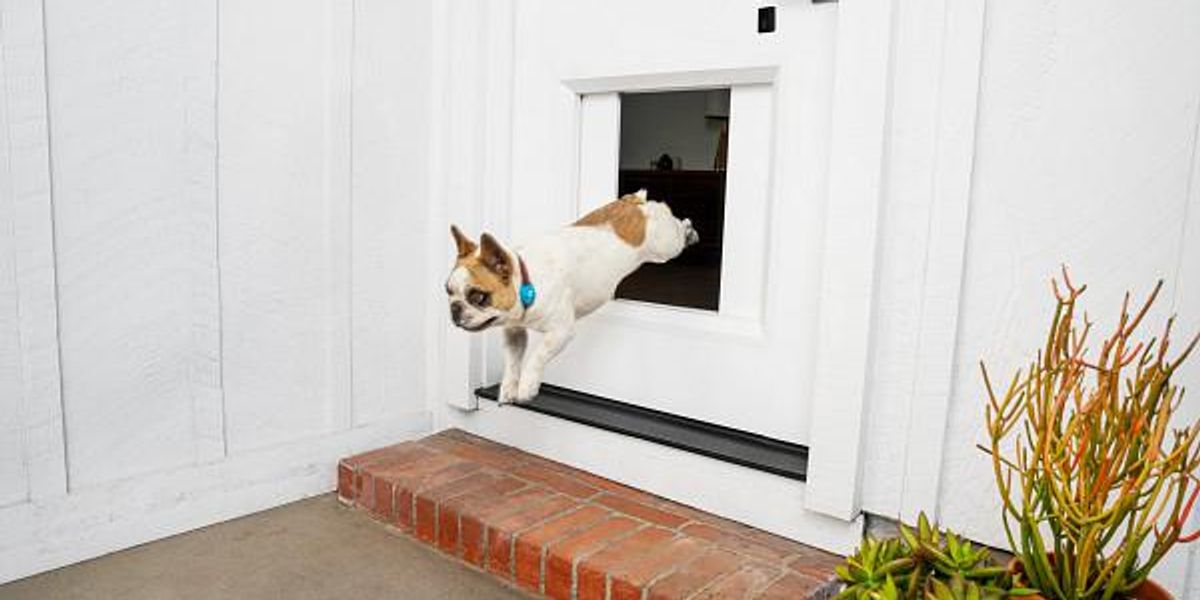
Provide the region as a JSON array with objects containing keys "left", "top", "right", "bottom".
[
  {"left": 802, "top": 0, "right": 898, "bottom": 520},
  {"left": 563, "top": 66, "right": 777, "bottom": 95}
]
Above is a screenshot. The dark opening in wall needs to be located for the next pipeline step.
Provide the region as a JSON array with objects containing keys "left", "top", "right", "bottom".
[{"left": 614, "top": 89, "right": 729, "bottom": 311}]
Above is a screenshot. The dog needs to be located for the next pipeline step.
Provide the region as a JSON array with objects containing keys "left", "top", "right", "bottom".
[{"left": 445, "top": 189, "right": 699, "bottom": 404}]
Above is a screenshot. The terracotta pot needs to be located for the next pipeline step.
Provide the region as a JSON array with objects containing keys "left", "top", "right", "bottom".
[{"left": 1007, "top": 557, "right": 1174, "bottom": 600}]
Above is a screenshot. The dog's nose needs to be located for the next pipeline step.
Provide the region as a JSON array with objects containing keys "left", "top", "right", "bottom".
[
  {"left": 450, "top": 302, "right": 464, "bottom": 323},
  {"left": 682, "top": 219, "right": 699, "bottom": 247}
]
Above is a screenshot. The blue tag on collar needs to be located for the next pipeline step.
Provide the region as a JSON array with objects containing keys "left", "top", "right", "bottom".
[{"left": 519, "top": 283, "right": 537, "bottom": 308}]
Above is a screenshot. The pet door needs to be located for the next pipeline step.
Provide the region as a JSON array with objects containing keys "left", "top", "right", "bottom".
[{"left": 612, "top": 89, "right": 729, "bottom": 311}]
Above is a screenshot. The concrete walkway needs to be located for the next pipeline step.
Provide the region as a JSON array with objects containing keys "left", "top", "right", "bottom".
[{"left": 0, "top": 495, "right": 529, "bottom": 600}]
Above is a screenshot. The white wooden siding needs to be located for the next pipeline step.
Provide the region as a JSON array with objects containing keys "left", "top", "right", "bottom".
[
  {"left": 43, "top": 0, "right": 220, "bottom": 488},
  {"left": 860, "top": 0, "right": 1200, "bottom": 596},
  {"left": 350, "top": 0, "right": 434, "bottom": 426},
  {"left": 0, "top": 0, "right": 433, "bottom": 582}
]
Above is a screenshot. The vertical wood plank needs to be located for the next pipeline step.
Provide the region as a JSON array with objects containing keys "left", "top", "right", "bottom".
[
  {"left": 0, "top": 19, "right": 30, "bottom": 505},
  {"left": 349, "top": 0, "right": 433, "bottom": 426},
  {"left": 219, "top": 0, "right": 354, "bottom": 451},
  {"left": 44, "top": 0, "right": 220, "bottom": 487},
  {"left": 1169, "top": 77, "right": 1200, "bottom": 600},
  {"left": 805, "top": 0, "right": 897, "bottom": 520},
  {"left": 857, "top": 0, "right": 943, "bottom": 518},
  {"left": 189, "top": 0, "right": 224, "bottom": 465},
  {"left": 431, "top": 0, "right": 499, "bottom": 412},
  {"left": 897, "top": 0, "right": 986, "bottom": 524},
  {"left": 2, "top": 0, "right": 66, "bottom": 501}
]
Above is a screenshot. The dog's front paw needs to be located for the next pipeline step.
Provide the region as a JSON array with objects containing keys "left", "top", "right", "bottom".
[
  {"left": 514, "top": 378, "right": 542, "bottom": 404},
  {"left": 498, "top": 376, "right": 521, "bottom": 405}
]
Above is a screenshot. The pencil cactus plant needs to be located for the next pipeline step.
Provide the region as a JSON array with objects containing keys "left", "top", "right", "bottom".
[{"left": 980, "top": 271, "right": 1200, "bottom": 600}]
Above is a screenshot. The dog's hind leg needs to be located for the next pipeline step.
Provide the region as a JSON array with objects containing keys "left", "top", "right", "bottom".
[{"left": 498, "top": 327, "right": 527, "bottom": 405}]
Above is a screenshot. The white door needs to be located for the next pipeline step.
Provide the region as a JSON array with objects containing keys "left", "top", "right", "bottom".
[{"left": 498, "top": 0, "right": 837, "bottom": 446}]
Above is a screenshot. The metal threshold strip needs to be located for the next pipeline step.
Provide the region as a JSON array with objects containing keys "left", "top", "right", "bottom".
[{"left": 474, "top": 383, "right": 808, "bottom": 481}]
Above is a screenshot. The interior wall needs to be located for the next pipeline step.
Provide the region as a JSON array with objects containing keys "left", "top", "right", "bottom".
[
  {"left": 0, "top": 0, "right": 435, "bottom": 583},
  {"left": 618, "top": 91, "right": 724, "bottom": 171}
]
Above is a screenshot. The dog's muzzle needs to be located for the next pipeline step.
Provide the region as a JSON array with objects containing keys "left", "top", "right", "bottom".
[{"left": 683, "top": 219, "right": 700, "bottom": 247}]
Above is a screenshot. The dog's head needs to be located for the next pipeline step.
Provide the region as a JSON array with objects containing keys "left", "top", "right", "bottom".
[{"left": 445, "top": 225, "right": 519, "bottom": 332}]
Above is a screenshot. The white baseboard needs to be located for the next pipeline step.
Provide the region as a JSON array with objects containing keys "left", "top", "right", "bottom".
[{"left": 0, "top": 411, "right": 431, "bottom": 584}]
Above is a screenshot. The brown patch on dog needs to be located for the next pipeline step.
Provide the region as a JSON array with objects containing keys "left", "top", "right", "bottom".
[
  {"left": 573, "top": 194, "right": 647, "bottom": 247},
  {"left": 455, "top": 232, "right": 517, "bottom": 311},
  {"left": 451, "top": 224, "right": 477, "bottom": 258}
]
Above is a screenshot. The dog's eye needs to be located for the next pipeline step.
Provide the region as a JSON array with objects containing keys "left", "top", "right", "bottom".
[{"left": 468, "top": 290, "right": 490, "bottom": 307}]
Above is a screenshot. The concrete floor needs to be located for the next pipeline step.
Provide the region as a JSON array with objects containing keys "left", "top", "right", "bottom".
[{"left": 0, "top": 494, "right": 530, "bottom": 600}]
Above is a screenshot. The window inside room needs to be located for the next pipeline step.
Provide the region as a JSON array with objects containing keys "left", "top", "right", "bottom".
[{"left": 614, "top": 89, "right": 729, "bottom": 311}]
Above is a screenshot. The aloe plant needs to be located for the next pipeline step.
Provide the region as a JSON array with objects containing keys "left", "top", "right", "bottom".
[
  {"left": 980, "top": 271, "right": 1200, "bottom": 600},
  {"left": 837, "top": 512, "right": 1026, "bottom": 600},
  {"left": 836, "top": 537, "right": 914, "bottom": 600},
  {"left": 926, "top": 575, "right": 1006, "bottom": 600}
]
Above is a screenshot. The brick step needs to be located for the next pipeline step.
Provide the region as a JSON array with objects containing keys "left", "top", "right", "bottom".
[{"left": 337, "top": 429, "right": 842, "bottom": 600}]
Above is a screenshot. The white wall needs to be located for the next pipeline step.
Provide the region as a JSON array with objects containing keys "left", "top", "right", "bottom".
[
  {"left": 0, "top": 0, "right": 434, "bottom": 583},
  {"left": 861, "top": 0, "right": 1200, "bottom": 596}
]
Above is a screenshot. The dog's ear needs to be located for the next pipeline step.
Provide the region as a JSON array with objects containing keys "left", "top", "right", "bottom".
[
  {"left": 451, "top": 224, "right": 477, "bottom": 258},
  {"left": 479, "top": 233, "right": 513, "bottom": 282}
]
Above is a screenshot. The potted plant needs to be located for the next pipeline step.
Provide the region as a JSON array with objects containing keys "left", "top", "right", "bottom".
[{"left": 980, "top": 271, "right": 1200, "bottom": 600}]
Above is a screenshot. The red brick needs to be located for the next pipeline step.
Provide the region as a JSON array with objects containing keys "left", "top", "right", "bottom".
[
  {"left": 712, "top": 533, "right": 793, "bottom": 563},
  {"left": 418, "top": 460, "right": 484, "bottom": 491},
  {"left": 415, "top": 495, "right": 437, "bottom": 543},
  {"left": 595, "top": 493, "right": 689, "bottom": 529},
  {"left": 395, "top": 488, "right": 414, "bottom": 531},
  {"left": 692, "top": 563, "right": 782, "bottom": 599},
  {"left": 683, "top": 521, "right": 804, "bottom": 563},
  {"left": 422, "top": 434, "right": 527, "bottom": 469},
  {"left": 544, "top": 517, "right": 642, "bottom": 600},
  {"left": 786, "top": 550, "right": 844, "bottom": 580},
  {"left": 355, "top": 471, "right": 377, "bottom": 512},
  {"left": 576, "top": 527, "right": 676, "bottom": 600},
  {"left": 681, "top": 522, "right": 725, "bottom": 542},
  {"left": 337, "top": 462, "right": 354, "bottom": 502},
  {"left": 408, "top": 461, "right": 486, "bottom": 541},
  {"left": 609, "top": 536, "right": 708, "bottom": 600},
  {"left": 572, "top": 471, "right": 665, "bottom": 505},
  {"left": 375, "top": 453, "right": 468, "bottom": 491},
  {"left": 757, "top": 572, "right": 827, "bottom": 599},
  {"left": 430, "top": 429, "right": 527, "bottom": 458},
  {"left": 486, "top": 495, "right": 576, "bottom": 578},
  {"left": 514, "top": 506, "right": 609, "bottom": 591},
  {"left": 461, "top": 516, "right": 487, "bottom": 566},
  {"left": 460, "top": 487, "right": 553, "bottom": 567},
  {"left": 430, "top": 472, "right": 503, "bottom": 553},
  {"left": 438, "top": 475, "right": 528, "bottom": 558},
  {"left": 512, "top": 464, "right": 600, "bottom": 498},
  {"left": 371, "top": 478, "right": 395, "bottom": 521},
  {"left": 647, "top": 548, "right": 746, "bottom": 600},
  {"left": 342, "top": 443, "right": 424, "bottom": 468}
]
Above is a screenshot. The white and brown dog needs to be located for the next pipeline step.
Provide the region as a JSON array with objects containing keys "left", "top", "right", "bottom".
[{"left": 445, "top": 190, "right": 699, "bottom": 404}]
